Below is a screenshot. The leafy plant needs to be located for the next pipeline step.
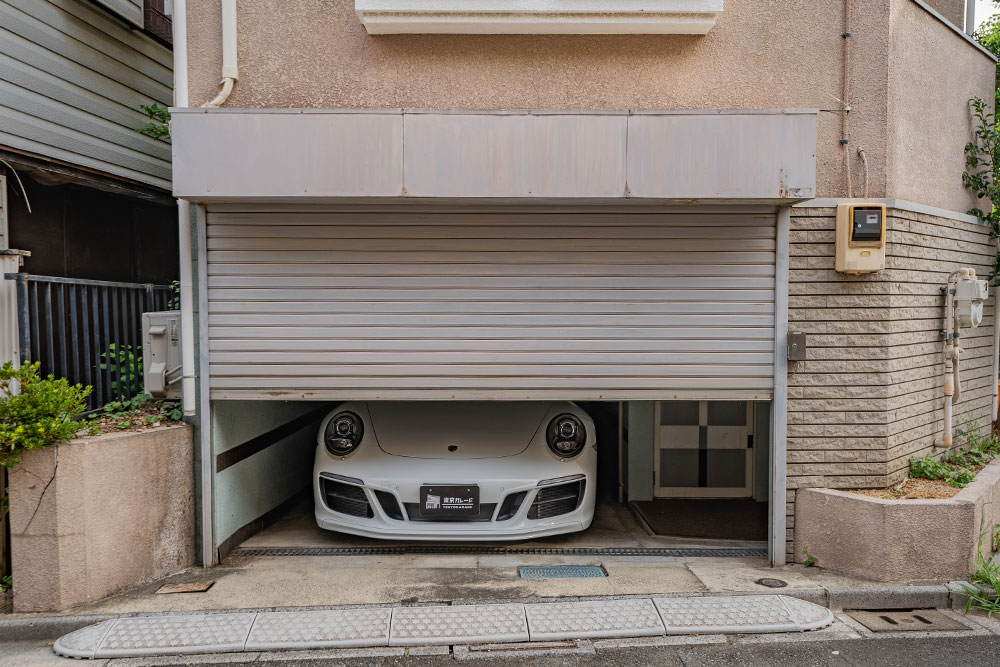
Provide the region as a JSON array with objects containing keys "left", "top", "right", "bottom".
[
  {"left": 136, "top": 103, "right": 170, "bottom": 140},
  {"left": 100, "top": 343, "right": 143, "bottom": 399},
  {"left": 168, "top": 280, "right": 180, "bottom": 310},
  {"left": 802, "top": 549, "right": 817, "bottom": 568},
  {"left": 964, "top": 97, "right": 1000, "bottom": 284},
  {"left": 960, "top": 514, "right": 1000, "bottom": 617},
  {"left": 909, "top": 454, "right": 976, "bottom": 488},
  {"left": 0, "top": 575, "right": 10, "bottom": 592},
  {"left": 0, "top": 362, "right": 92, "bottom": 470}
]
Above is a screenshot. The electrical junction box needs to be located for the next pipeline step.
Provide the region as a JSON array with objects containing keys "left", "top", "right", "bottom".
[
  {"left": 835, "top": 203, "right": 887, "bottom": 274},
  {"left": 955, "top": 278, "right": 989, "bottom": 328},
  {"left": 142, "top": 311, "right": 182, "bottom": 399}
]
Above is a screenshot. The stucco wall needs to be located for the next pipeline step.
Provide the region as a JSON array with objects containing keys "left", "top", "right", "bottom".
[
  {"left": 8, "top": 425, "right": 195, "bottom": 612},
  {"left": 183, "top": 0, "right": 993, "bottom": 212},
  {"left": 925, "top": 0, "right": 966, "bottom": 30},
  {"left": 786, "top": 203, "right": 995, "bottom": 558},
  {"left": 888, "top": 0, "right": 992, "bottom": 215}
]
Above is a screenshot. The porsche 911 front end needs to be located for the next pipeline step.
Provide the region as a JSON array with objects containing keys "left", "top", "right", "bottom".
[{"left": 312, "top": 401, "right": 597, "bottom": 540}]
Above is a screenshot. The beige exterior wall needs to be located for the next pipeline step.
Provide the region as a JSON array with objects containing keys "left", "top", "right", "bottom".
[
  {"left": 184, "top": 0, "right": 993, "bottom": 213},
  {"left": 925, "top": 0, "right": 967, "bottom": 29},
  {"left": 887, "top": 0, "right": 994, "bottom": 214},
  {"left": 786, "top": 204, "right": 995, "bottom": 558}
]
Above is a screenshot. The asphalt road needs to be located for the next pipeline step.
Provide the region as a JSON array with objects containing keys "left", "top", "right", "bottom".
[{"left": 5, "top": 635, "right": 999, "bottom": 667}]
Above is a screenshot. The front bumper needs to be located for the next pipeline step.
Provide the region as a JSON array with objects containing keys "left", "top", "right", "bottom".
[{"left": 313, "top": 459, "right": 596, "bottom": 541}]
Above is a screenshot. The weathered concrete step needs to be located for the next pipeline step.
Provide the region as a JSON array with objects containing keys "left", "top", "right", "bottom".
[{"left": 53, "top": 594, "right": 833, "bottom": 659}]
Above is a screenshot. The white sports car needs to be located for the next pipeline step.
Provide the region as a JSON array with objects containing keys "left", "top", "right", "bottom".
[{"left": 313, "top": 401, "right": 597, "bottom": 540}]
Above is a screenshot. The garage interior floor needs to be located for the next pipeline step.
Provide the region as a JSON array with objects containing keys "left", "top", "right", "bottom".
[{"left": 42, "top": 497, "right": 871, "bottom": 618}]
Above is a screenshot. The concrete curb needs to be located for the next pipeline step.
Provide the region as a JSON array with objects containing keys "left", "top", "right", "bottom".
[{"left": 0, "top": 584, "right": 974, "bottom": 643}]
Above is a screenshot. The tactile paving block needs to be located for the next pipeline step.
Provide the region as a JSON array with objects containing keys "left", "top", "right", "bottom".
[
  {"left": 526, "top": 599, "right": 665, "bottom": 640},
  {"left": 389, "top": 604, "right": 529, "bottom": 646},
  {"left": 245, "top": 608, "right": 392, "bottom": 650},
  {"left": 93, "top": 613, "right": 257, "bottom": 658},
  {"left": 53, "top": 621, "right": 116, "bottom": 659},
  {"left": 653, "top": 595, "right": 833, "bottom": 634}
]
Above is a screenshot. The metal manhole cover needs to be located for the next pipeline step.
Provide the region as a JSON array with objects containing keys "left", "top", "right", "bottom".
[
  {"left": 847, "top": 609, "right": 968, "bottom": 633},
  {"left": 754, "top": 578, "right": 788, "bottom": 588},
  {"left": 519, "top": 566, "right": 607, "bottom": 579}
]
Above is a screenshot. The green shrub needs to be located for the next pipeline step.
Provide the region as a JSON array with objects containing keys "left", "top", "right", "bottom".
[
  {"left": 909, "top": 454, "right": 976, "bottom": 488},
  {"left": 0, "top": 362, "right": 92, "bottom": 469}
]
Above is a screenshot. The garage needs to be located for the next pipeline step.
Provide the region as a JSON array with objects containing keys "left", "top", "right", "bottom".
[
  {"left": 199, "top": 205, "right": 777, "bottom": 561},
  {"left": 170, "top": 107, "right": 814, "bottom": 569}
]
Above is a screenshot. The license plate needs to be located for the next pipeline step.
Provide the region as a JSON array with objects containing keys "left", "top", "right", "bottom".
[{"left": 420, "top": 485, "right": 480, "bottom": 516}]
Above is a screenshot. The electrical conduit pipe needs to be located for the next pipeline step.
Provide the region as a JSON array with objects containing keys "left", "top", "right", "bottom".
[
  {"left": 203, "top": 0, "right": 238, "bottom": 108},
  {"left": 940, "top": 269, "right": 975, "bottom": 448}
]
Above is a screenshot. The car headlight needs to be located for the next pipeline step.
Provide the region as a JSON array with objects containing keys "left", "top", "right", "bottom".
[
  {"left": 325, "top": 411, "right": 364, "bottom": 456},
  {"left": 546, "top": 413, "right": 586, "bottom": 458}
]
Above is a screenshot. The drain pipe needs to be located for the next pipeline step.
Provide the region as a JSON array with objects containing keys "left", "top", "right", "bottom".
[
  {"left": 993, "top": 240, "right": 1000, "bottom": 424},
  {"left": 173, "top": 0, "right": 195, "bottom": 418},
  {"left": 202, "top": 0, "right": 238, "bottom": 108},
  {"left": 967, "top": 0, "right": 976, "bottom": 36}
]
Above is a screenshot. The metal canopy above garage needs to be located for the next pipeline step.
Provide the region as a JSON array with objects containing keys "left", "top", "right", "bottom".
[
  {"left": 170, "top": 109, "right": 817, "bottom": 202},
  {"left": 205, "top": 206, "right": 776, "bottom": 401}
]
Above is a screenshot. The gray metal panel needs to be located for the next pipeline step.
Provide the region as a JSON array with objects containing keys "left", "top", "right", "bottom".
[
  {"left": 205, "top": 207, "right": 776, "bottom": 400},
  {"left": 170, "top": 112, "right": 404, "bottom": 198},
  {"left": 403, "top": 113, "right": 627, "bottom": 197},
  {"left": 626, "top": 112, "right": 817, "bottom": 200},
  {"left": 0, "top": 0, "right": 172, "bottom": 189},
  {"left": 170, "top": 109, "right": 818, "bottom": 202}
]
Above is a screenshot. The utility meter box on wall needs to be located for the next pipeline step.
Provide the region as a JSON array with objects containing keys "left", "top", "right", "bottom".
[
  {"left": 835, "top": 203, "right": 887, "bottom": 274},
  {"left": 142, "top": 311, "right": 182, "bottom": 399}
]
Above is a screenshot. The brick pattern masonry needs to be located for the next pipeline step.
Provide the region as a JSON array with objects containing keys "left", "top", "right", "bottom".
[{"left": 787, "top": 206, "right": 996, "bottom": 559}]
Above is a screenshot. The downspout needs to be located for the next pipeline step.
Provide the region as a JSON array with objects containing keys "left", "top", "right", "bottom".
[
  {"left": 771, "top": 207, "right": 790, "bottom": 567},
  {"left": 202, "top": 0, "right": 238, "bottom": 108},
  {"left": 173, "top": 0, "right": 194, "bottom": 418},
  {"left": 993, "top": 240, "right": 999, "bottom": 424},
  {"left": 967, "top": 0, "right": 976, "bottom": 36}
]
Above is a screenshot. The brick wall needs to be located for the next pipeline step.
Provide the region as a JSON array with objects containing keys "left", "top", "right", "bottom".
[{"left": 786, "top": 205, "right": 995, "bottom": 560}]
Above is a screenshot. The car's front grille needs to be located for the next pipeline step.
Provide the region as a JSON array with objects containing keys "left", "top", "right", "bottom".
[
  {"left": 496, "top": 491, "right": 528, "bottom": 521},
  {"left": 404, "top": 503, "right": 497, "bottom": 522},
  {"left": 374, "top": 490, "right": 404, "bottom": 520},
  {"left": 528, "top": 480, "right": 585, "bottom": 520},
  {"left": 321, "top": 478, "right": 373, "bottom": 518}
]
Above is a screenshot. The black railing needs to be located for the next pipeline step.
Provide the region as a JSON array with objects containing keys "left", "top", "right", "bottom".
[{"left": 6, "top": 274, "right": 173, "bottom": 413}]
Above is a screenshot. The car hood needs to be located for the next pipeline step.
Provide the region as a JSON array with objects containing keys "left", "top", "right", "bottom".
[{"left": 368, "top": 401, "right": 552, "bottom": 459}]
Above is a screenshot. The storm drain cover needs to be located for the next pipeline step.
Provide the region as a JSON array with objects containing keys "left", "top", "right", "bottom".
[
  {"left": 847, "top": 609, "right": 968, "bottom": 633},
  {"left": 519, "top": 566, "right": 607, "bottom": 579}
]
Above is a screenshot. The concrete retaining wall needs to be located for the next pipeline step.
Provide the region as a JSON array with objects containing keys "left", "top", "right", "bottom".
[
  {"left": 794, "top": 459, "right": 1000, "bottom": 581},
  {"left": 8, "top": 425, "right": 195, "bottom": 612}
]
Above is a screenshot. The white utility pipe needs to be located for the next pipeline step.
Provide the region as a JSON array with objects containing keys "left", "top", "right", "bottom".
[
  {"left": 967, "top": 0, "right": 976, "bottom": 36},
  {"left": 203, "top": 0, "right": 238, "bottom": 108},
  {"left": 174, "top": 0, "right": 195, "bottom": 417},
  {"left": 993, "top": 240, "right": 1000, "bottom": 423},
  {"left": 941, "top": 271, "right": 958, "bottom": 449}
]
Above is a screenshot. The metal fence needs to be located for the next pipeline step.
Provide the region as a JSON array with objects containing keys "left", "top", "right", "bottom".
[{"left": 6, "top": 274, "right": 173, "bottom": 413}]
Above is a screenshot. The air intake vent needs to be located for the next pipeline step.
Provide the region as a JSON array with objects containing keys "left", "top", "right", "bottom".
[
  {"left": 321, "top": 478, "right": 373, "bottom": 518},
  {"left": 528, "top": 480, "right": 585, "bottom": 520},
  {"left": 496, "top": 491, "right": 528, "bottom": 521},
  {"left": 374, "top": 490, "right": 404, "bottom": 521}
]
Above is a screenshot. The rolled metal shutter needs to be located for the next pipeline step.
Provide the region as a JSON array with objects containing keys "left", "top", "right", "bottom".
[{"left": 206, "top": 206, "right": 776, "bottom": 400}]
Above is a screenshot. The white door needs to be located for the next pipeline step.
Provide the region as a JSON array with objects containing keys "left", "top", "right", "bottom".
[
  {"left": 205, "top": 206, "right": 777, "bottom": 401},
  {"left": 654, "top": 401, "right": 754, "bottom": 498}
]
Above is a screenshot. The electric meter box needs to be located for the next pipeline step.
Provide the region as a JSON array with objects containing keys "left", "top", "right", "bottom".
[
  {"left": 835, "top": 203, "right": 887, "bottom": 274},
  {"left": 142, "top": 311, "right": 182, "bottom": 399}
]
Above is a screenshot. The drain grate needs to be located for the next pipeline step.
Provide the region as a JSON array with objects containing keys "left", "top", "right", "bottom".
[
  {"left": 231, "top": 546, "right": 767, "bottom": 558},
  {"left": 519, "top": 565, "right": 608, "bottom": 579},
  {"left": 847, "top": 609, "right": 969, "bottom": 633}
]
